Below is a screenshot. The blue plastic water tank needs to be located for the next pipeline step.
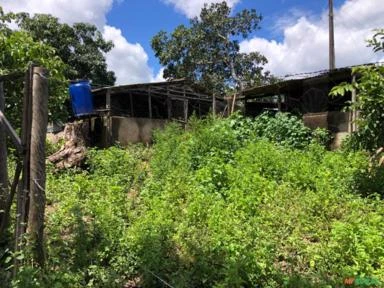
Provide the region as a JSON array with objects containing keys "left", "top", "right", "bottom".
[{"left": 69, "top": 80, "right": 94, "bottom": 117}]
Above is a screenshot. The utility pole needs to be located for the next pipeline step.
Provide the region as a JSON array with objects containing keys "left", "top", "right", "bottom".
[{"left": 329, "top": 0, "right": 336, "bottom": 70}]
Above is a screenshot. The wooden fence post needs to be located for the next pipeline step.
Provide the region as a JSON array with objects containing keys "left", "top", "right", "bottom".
[
  {"left": 27, "top": 66, "right": 48, "bottom": 267},
  {"left": 14, "top": 66, "right": 33, "bottom": 273},
  {"left": 0, "top": 81, "right": 8, "bottom": 226}
]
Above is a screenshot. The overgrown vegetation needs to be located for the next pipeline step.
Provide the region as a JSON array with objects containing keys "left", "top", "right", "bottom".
[{"left": 2, "top": 113, "right": 383, "bottom": 287}]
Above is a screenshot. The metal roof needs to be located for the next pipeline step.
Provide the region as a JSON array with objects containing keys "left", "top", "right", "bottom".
[
  {"left": 242, "top": 67, "right": 352, "bottom": 99},
  {"left": 92, "top": 78, "right": 186, "bottom": 93},
  {"left": 91, "top": 78, "right": 214, "bottom": 101}
]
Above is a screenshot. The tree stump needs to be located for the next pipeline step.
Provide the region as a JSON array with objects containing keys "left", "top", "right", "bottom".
[{"left": 48, "top": 120, "right": 89, "bottom": 169}]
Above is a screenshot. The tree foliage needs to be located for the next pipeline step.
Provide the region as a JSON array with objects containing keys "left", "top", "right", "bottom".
[
  {"left": 151, "top": 1, "right": 270, "bottom": 95},
  {"left": 10, "top": 12, "right": 116, "bottom": 86},
  {"left": 367, "top": 29, "right": 384, "bottom": 53},
  {"left": 0, "top": 29, "right": 67, "bottom": 126},
  {"left": 0, "top": 6, "right": 116, "bottom": 126}
]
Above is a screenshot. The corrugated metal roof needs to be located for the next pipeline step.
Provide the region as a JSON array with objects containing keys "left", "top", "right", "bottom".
[{"left": 242, "top": 67, "right": 352, "bottom": 99}]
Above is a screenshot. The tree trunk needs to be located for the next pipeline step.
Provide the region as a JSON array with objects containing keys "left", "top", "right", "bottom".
[{"left": 48, "top": 120, "right": 89, "bottom": 169}]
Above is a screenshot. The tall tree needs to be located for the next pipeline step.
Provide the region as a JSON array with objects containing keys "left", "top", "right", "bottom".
[
  {"left": 151, "top": 1, "right": 270, "bottom": 96},
  {"left": 11, "top": 12, "right": 116, "bottom": 86}
]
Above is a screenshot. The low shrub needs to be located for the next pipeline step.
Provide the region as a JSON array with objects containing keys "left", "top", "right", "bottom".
[{"left": 127, "top": 116, "right": 384, "bottom": 287}]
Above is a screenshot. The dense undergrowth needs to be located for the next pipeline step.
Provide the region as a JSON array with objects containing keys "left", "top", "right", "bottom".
[{"left": 3, "top": 113, "right": 384, "bottom": 287}]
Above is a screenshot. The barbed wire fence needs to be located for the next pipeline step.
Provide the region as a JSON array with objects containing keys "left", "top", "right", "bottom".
[{"left": 0, "top": 64, "right": 49, "bottom": 277}]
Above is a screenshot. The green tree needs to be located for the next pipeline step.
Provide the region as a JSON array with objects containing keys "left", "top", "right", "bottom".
[
  {"left": 0, "top": 29, "right": 67, "bottom": 127},
  {"left": 151, "top": 1, "right": 270, "bottom": 95},
  {"left": 368, "top": 29, "right": 384, "bottom": 53},
  {"left": 330, "top": 29, "right": 384, "bottom": 151},
  {"left": 9, "top": 11, "right": 116, "bottom": 86}
]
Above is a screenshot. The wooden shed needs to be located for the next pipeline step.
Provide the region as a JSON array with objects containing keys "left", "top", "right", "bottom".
[
  {"left": 90, "top": 79, "right": 216, "bottom": 146},
  {"left": 241, "top": 68, "right": 354, "bottom": 134}
]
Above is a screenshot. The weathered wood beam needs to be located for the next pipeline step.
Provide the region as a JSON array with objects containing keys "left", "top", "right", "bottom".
[
  {"left": 0, "top": 71, "right": 25, "bottom": 82},
  {"left": 14, "top": 65, "right": 33, "bottom": 275},
  {"left": 106, "top": 89, "right": 111, "bottom": 110},
  {"left": 183, "top": 88, "right": 188, "bottom": 123},
  {"left": 28, "top": 66, "right": 49, "bottom": 267},
  {"left": 148, "top": 88, "right": 152, "bottom": 119},
  {"left": 105, "top": 89, "right": 112, "bottom": 146},
  {"left": 167, "top": 89, "right": 171, "bottom": 120},
  {"left": 350, "top": 75, "right": 357, "bottom": 133},
  {"left": 103, "top": 85, "right": 212, "bottom": 101},
  {"left": 0, "top": 110, "right": 23, "bottom": 153},
  {"left": 129, "top": 92, "right": 134, "bottom": 117},
  {"left": 0, "top": 81, "right": 8, "bottom": 230}
]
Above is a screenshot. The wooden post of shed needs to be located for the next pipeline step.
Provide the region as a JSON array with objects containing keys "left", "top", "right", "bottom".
[
  {"left": 105, "top": 89, "right": 112, "bottom": 146},
  {"left": 0, "top": 81, "right": 8, "bottom": 224},
  {"left": 350, "top": 75, "right": 357, "bottom": 133},
  {"left": 212, "top": 95, "right": 216, "bottom": 116},
  {"left": 277, "top": 95, "right": 282, "bottom": 112},
  {"left": 129, "top": 92, "right": 134, "bottom": 117},
  {"left": 27, "top": 66, "right": 49, "bottom": 267},
  {"left": 198, "top": 95, "right": 201, "bottom": 117},
  {"left": 183, "top": 88, "right": 188, "bottom": 123},
  {"left": 167, "top": 89, "right": 172, "bottom": 120},
  {"left": 148, "top": 87, "right": 152, "bottom": 119}
]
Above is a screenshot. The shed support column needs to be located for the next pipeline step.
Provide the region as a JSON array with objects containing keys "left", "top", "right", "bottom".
[
  {"left": 277, "top": 95, "right": 282, "bottom": 112},
  {"left": 129, "top": 92, "right": 134, "bottom": 117},
  {"left": 183, "top": 88, "right": 188, "bottom": 123},
  {"left": 105, "top": 89, "right": 112, "bottom": 146},
  {"left": 148, "top": 88, "right": 152, "bottom": 119},
  {"left": 167, "top": 90, "right": 172, "bottom": 120},
  {"left": 350, "top": 75, "right": 357, "bottom": 133},
  {"left": 198, "top": 96, "right": 201, "bottom": 117},
  {"left": 184, "top": 100, "right": 188, "bottom": 123},
  {"left": 212, "top": 95, "right": 216, "bottom": 116}
]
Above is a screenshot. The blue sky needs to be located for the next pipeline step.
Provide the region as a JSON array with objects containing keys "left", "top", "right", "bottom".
[
  {"left": 106, "top": 0, "right": 346, "bottom": 73},
  {"left": 1, "top": 0, "right": 383, "bottom": 84}
]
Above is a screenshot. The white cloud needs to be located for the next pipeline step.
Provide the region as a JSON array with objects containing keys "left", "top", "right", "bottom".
[
  {"left": 161, "top": 0, "right": 240, "bottom": 18},
  {"left": 0, "top": 0, "right": 114, "bottom": 27},
  {"left": 0, "top": 0, "right": 160, "bottom": 84},
  {"left": 103, "top": 25, "right": 156, "bottom": 85},
  {"left": 240, "top": 0, "right": 384, "bottom": 77},
  {"left": 152, "top": 67, "right": 166, "bottom": 83}
]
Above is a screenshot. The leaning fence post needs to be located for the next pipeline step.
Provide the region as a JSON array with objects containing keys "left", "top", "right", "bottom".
[
  {"left": 14, "top": 65, "right": 33, "bottom": 275},
  {"left": 0, "top": 81, "right": 8, "bottom": 226}
]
